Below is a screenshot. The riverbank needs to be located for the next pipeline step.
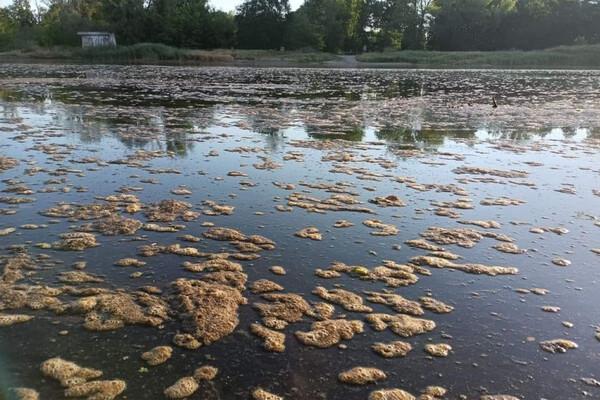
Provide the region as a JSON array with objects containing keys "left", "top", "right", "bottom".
[{"left": 2, "top": 43, "right": 600, "bottom": 69}]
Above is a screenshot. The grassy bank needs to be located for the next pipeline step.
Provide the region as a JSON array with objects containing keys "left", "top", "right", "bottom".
[
  {"left": 0, "top": 43, "right": 338, "bottom": 64},
  {"left": 2, "top": 43, "right": 600, "bottom": 68},
  {"left": 356, "top": 44, "right": 600, "bottom": 68}
]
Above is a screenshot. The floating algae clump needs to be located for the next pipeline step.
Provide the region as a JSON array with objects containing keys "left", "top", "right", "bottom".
[
  {"left": 86, "top": 215, "right": 142, "bottom": 235},
  {"left": 419, "top": 227, "right": 482, "bottom": 248},
  {"left": 53, "top": 232, "right": 99, "bottom": 251},
  {"left": 250, "top": 279, "right": 284, "bottom": 294},
  {"left": 64, "top": 380, "right": 126, "bottom": 400},
  {"left": 252, "top": 387, "right": 283, "bottom": 400},
  {"left": 172, "top": 333, "right": 201, "bottom": 350},
  {"left": 366, "top": 313, "right": 436, "bottom": 337},
  {"left": 369, "top": 195, "right": 406, "bottom": 207},
  {"left": 365, "top": 292, "right": 423, "bottom": 316},
  {"left": 295, "top": 319, "right": 363, "bottom": 348},
  {"left": 115, "top": 258, "right": 146, "bottom": 267},
  {"left": 294, "top": 227, "right": 322, "bottom": 240},
  {"left": 172, "top": 279, "right": 246, "bottom": 345},
  {"left": 539, "top": 339, "right": 578, "bottom": 353},
  {"left": 193, "top": 365, "right": 218, "bottom": 381},
  {"left": 0, "top": 156, "right": 18, "bottom": 172},
  {"left": 363, "top": 220, "right": 399, "bottom": 236},
  {"left": 419, "top": 297, "right": 454, "bottom": 313},
  {"left": 203, "top": 227, "right": 247, "bottom": 241},
  {"left": 145, "top": 199, "right": 199, "bottom": 222},
  {"left": 369, "top": 389, "right": 415, "bottom": 400},
  {"left": 424, "top": 343, "right": 452, "bottom": 357},
  {"left": 9, "top": 388, "right": 39, "bottom": 400},
  {"left": 164, "top": 376, "right": 199, "bottom": 399},
  {"left": 313, "top": 286, "right": 373, "bottom": 312},
  {"left": 0, "top": 313, "right": 34, "bottom": 326},
  {"left": 338, "top": 367, "right": 387, "bottom": 385},
  {"left": 251, "top": 323, "right": 286, "bottom": 352},
  {"left": 371, "top": 341, "right": 412, "bottom": 358},
  {"left": 41, "top": 357, "right": 103, "bottom": 387},
  {"left": 141, "top": 346, "right": 173, "bottom": 366},
  {"left": 253, "top": 293, "right": 310, "bottom": 326},
  {"left": 79, "top": 291, "right": 169, "bottom": 331}
]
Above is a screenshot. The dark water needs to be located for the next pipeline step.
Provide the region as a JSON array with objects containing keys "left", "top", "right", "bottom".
[{"left": 0, "top": 64, "right": 600, "bottom": 400}]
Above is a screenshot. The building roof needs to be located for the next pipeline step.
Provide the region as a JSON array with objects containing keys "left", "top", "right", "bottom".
[{"left": 77, "top": 32, "right": 114, "bottom": 36}]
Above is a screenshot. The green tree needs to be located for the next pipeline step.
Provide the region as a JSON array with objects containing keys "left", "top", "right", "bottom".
[{"left": 235, "top": 0, "right": 290, "bottom": 49}]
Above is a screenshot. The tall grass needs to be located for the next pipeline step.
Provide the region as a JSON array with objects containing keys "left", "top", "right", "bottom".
[{"left": 357, "top": 44, "right": 600, "bottom": 68}]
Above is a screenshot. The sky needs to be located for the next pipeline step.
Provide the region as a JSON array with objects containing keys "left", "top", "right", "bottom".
[{"left": 0, "top": 0, "right": 304, "bottom": 12}]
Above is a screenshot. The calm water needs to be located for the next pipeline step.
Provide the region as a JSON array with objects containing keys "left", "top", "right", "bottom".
[{"left": 0, "top": 64, "right": 600, "bottom": 400}]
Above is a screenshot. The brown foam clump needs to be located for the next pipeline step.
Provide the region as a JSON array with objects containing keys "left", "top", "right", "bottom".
[
  {"left": 313, "top": 286, "right": 373, "bottom": 312},
  {"left": 419, "top": 227, "right": 482, "bottom": 248},
  {"left": 253, "top": 293, "right": 310, "bottom": 327},
  {"left": 365, "top": 292, "right": 423, "bottom": 316},
  {"left": 53, "top": 232, "right": 99, "bottom": 251},
  {"left": 421, "top": 386, "right": 447, "bottom": 398},
  {"left": 250, "top": 279, "right": 284, "bottom": 294},
  {"left": 480, "top": 197, "right": 526, "bottom": 206},
  {"left": 295, "top": 319, "right": 363, "bottom": 348},
  {"left": 114, "top": 258, "right": 146, "bottom": 267},
  {"left": 371, "top": 341, "right": 412, "bottom": 358},
  {"left": 410, "top": 256, "right": 518, "bottom": 276},
  {"left": 452, "top": 166, "right": 528, "bottom": 178},
  {"left": 369, "top": 195, "right": 405, "bottom": 207},
  {"left": 58, "top": 271, "right": 104, "bottom": 284},
  {"left": 193, "top": 365, "right": 218, "bottom": 381},
  {"left": 306, "top": 302, "right": 335, "bottom": 320},
  {"left": 145, "top": 199, "right": 199, "bottom": 222},
  {"left": 334, "top": 220, "right": 354, "bottom": 228},
  {"left": 0, "top": 313, "right": 34, "bottom": 326},
  {"left": 76, "top": 291, "right": 169, "bottom": 331},
  {"left": 172, "top": 333, "right": 202, "bottom": 350},
  {"left": 286, "top": 192, "right": 373, "bottom": 214},
  {"left": 369, "top": 389, "right": 416, "bottom": 400},
  {"left": 338, "top": 367, "right": 387, "bottom": 385},
  {"left": 363, "top": 220, "right": 399, "bottom": 236},
  {"left": 0, "top": 156, "right": 18, "bottom": 172},
  {"left": 419, "top": 296, "right": 454, "bottom": 313},
  {"left": 183, "top": 259, "right": 243, "bottom": 273},
  {"left": 41, "top": 357, "right": 103, "bottom": 387},
  {"left": 164, "top": 376, "right": 199, "bottom": 399},
  {"left": 203, "top": 227, "right": 247, "bottom": 241},
  {"left": 405, "top": 239, "right": 444, "bottom": 251},
  {"left": 269, "top": 266, "right": 286, "bottom": 275},
  {"left": 252, "top": 387, "right": 283, "bottom": 400},
  {"left": 294, "top": 227, "right": 322, "bottom": 240},
  {"left": 539, "top": 339, "right": 578, "bottom": 353},
  {"left": 9, "top": 387, "right": 39, "bottom": 400},
  {"left": 493, "top": 243, "right": 526, "bottom": 254},
  {"left": 141, "top": 346, "right": 173, "bottom": 366},
  {"left": 86, "top": 215, "right": 142, "bottom": 235},
  {"left": 202, "top": 200, "right": 235, "bottom": 215},
  {"left": 173, "top": 279, "right": 246, "bottom": 345},
  {"left": 366, "top": 313, "right": 436, "bottom": 337},
  {"left": 458, "top": 220, "right": 501, "bottom": 229},
  {"left": 251, "top": 323, "right": 286, "bottom": 352},
  {"left": 64, "top": 380, "right": 126, "bottom": 399},
  {"left": 424, "top": 343, "right": 452, "bottom": 357}
]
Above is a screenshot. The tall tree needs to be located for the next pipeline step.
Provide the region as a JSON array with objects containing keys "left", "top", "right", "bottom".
[{"left": 236, "top": 0, "right": 290, "bottom": 49}]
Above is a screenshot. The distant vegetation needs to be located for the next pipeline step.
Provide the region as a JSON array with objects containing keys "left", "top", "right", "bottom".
[
  {"left": 357, "top": 45, "right": 600, "bottom": 67},
  {"left": 1, "top": 0, "right": 600, "bottom": 55}
]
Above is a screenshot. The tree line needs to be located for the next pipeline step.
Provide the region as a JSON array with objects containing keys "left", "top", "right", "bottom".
[{"left": 1, "top": 0, "right": 599, "bottom": 52}]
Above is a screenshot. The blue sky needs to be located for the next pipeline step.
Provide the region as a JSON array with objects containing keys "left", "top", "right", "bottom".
[{"left": 0, "top": 0, "right": 304, "bottom": 12}]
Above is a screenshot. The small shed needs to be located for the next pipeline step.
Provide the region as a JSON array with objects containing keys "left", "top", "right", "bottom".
[{"left": 77, "top": 32, "right": 117, "bottom": 48}]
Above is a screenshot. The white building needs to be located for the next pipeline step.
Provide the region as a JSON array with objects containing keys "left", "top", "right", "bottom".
[{"left": 77, "top": 32, "right": 117, "bottom": 48}]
